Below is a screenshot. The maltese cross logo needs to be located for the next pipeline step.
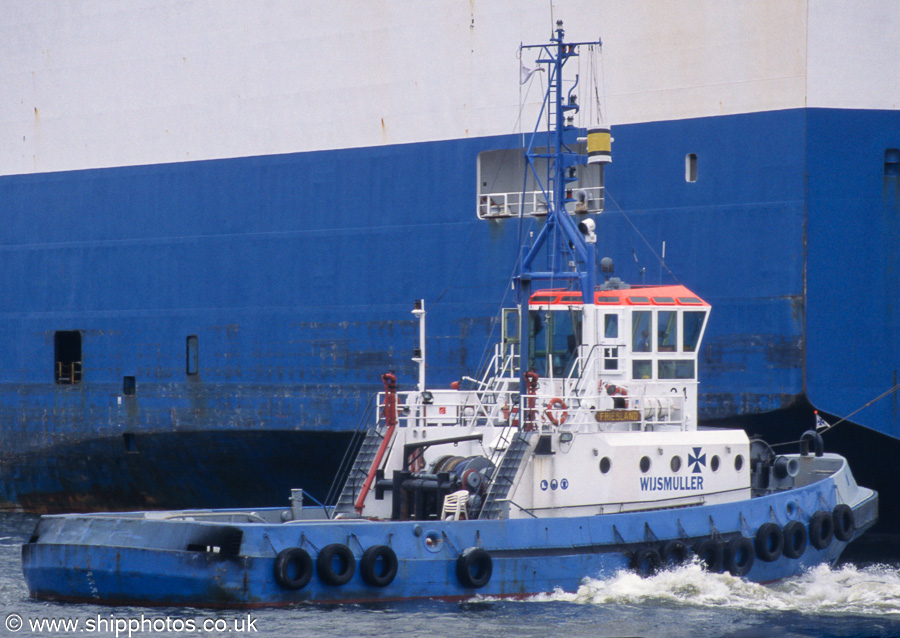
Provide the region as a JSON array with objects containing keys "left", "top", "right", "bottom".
[{"left": 688, "top": 447, "right": 706, "bottom": 474}]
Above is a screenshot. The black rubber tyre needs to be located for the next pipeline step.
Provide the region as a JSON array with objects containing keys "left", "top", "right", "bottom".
[
  {"left": 660, "top": 540, "right": 691, "bottom": 568},
  {"left": 360, "top": 545, "right": 398, "bottom": 587},
  {"left": 316, "top": 543, "right": 356, "bottom": 586},
  {"left": 695, "top": 539, "right": 725, "bottom": 573},
  {"left": 273, "top": 547, "right": 313, "bottom": 590},
  {"left": 782, "top": 520, "right": 808, "bottom": 559},
  {"left": 456, "top": 547, "right": 492, "bottom": 589},
  {"left": 630, "top": 547, "right": 662, "bottom": 577},
  {"left": 832, "top": 504, "right": 855, "bottom": 542},
  {"left": 725, "top": 537, "right": 755, "bottom": 577},
  {"left": 754, "top": 522, "right": 784, "bottom": 562},
  {"left": 809, "top": 511, "right": 834, "bottom": 550}
]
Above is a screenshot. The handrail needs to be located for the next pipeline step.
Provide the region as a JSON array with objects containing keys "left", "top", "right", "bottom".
[
  {"left": 477, "top": 186, "right": 604, "bottom": 219},
  {"left": 383, "top": 384, "right": 687, "bottom": 433},
  {"left": 354, "top": 373, "right": 398, "bottom": 514},
  {"left": 324, "top": 392, "right": 379, "bottom": 509},
  {"left": 567, "top": 344, "right": 600, "bottom": 395}
]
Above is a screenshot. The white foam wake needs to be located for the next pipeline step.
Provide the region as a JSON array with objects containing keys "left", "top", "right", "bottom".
[{"left": 530, "top": 561, "right": 900, "bottom": 617}]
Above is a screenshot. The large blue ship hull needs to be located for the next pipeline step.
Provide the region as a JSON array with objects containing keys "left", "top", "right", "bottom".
[{"left": 2, "top": 108, "right": 898, "bottom": 524}]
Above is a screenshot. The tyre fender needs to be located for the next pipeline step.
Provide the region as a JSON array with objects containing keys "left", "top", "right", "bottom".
[
  {"left": 456, "top": 547, "right": 492, "bottom": 589},
  {"left": 316, "top": 543, "right": 356, "bottom": 586},
  {"left": 360, "top": 545, "right": 398, "bottom": 587},
  {"left": 273, "top": 547, "right": 313, "bottom": 590}
]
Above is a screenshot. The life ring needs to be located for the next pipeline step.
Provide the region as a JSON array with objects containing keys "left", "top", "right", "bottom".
[
  {"left": 456, "top": 547, "right": 492, "bottom": 589},
  {"left": 660, "top": 540, "right": 690, "bottom": 567},
  {"left": 273, "top": 547, "right": 313, "bottom": 590},
  {"left": 809, "top": 511, "right": 834, "bottom": 549},
  {"left": 316, "top": 543, "right": 356, "bottom": 586},
  {"left": 782, "top": 520, "right": 808, "bottom": 559},
  {"left": 545, "top": 398, "right": 569, "bottom": 426},
  {"left": 725, "top": 537, "right": 755, "bottom": 577},
  {"left": 360, "top": 545, "right": 398, "bottom": 587},
  {"left": 694, "top": 539, "right": 725, "bottom": 573},
  {"left": 832, "top": 504, "right": 855, "bottom": 542},
  {"left": 754, "top": 523, "right": 784, "bottom": 562},
  {"left": 630, "top": 547, "right": 662, "bottom": 577}
]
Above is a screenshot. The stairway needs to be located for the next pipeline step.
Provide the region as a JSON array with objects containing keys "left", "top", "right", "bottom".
[
  {"left": 479, "top": 431, "right": 532, "bottom": 519},
  {"left": 332, "top": 428, "right": 384, "bottom": 516}
]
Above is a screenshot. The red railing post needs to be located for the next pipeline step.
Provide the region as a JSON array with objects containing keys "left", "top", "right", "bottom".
[{"left": 354, "top": 372, "right": 398, "bottom": 514}]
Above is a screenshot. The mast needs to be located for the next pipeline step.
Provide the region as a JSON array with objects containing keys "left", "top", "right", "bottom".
[{"left": 516, "top": 21, "right": 604, "bottom": 399}]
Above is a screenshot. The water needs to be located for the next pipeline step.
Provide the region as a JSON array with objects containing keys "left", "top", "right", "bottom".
[{"left": 3, "top": 512, "right": 900, "bottom": 638}]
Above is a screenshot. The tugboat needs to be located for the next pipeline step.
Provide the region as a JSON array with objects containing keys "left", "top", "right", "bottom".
[{"left": 21, "top": 23, "right": 876, "bottom": 607}]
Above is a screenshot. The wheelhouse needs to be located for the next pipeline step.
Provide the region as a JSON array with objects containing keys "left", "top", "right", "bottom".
[{"left": 522, "top": 284, "right": 709, "bottom": 384}]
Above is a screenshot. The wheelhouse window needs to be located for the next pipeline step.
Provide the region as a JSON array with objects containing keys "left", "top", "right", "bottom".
[
  {"left": 658, "top": 311, "right": 677, "bottom": 352},
  {"left": 683, "top": 311, "right": 707, "bottom": 352},
  {"left": 633, "top": 360, "right": 652, "bottom": 379},
  {"left": 632, "top": 311, "right": 651, "bottom": 352},
  {"left": 604, "top": 314, "right": 618, "bottom": 339},
  {"left": 659, "top": 360, "right": 695, "bottom": 379},
  {"left": 603, "top": 346, "right": 619, "bottom": 371},
  {"left": 529, "top": 309, "right": 582, "bottom": 377},
  {"left": 54, "top": 331, "right": 82, "bottom": 385},
  {"left": 502, "top": 308, "right": 520, "bottom": 345}
]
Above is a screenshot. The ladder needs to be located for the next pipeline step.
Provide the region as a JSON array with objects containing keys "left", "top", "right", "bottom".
[
  {"left": 332, "top": 428, "right": 385, "bottom": 516},
  {"left": 478, "top": 430, "right": 532, "bottom": 519}
]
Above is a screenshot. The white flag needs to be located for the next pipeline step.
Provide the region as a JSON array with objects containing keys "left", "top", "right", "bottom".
[
  {"left": 814, "top": 410, "right": 829, "bottom": 431},
  {"left": 520, "top": 61, "right": 543, "bottom": 84}
]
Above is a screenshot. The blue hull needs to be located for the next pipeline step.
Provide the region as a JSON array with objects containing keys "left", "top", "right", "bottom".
[
  {"left": 2, "top": 108, "right": 899, "bottom": 519},
  {"left": 21, "top": 470, "right": 879, "bottom": 606}
]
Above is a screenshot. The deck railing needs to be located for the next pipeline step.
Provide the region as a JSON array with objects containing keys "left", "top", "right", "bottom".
[{"left": 477, "top": 186, "right": 604, "bottom": 219}]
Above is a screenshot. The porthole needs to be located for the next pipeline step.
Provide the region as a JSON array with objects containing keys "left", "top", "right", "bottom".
[
  {"left": 685, "top": 153, "right": 698, "bottom": 182},
  {"left": 734, "top": 454, "right": 744, "bottom": 471},
  {"left": 670, "top": 456, "right": 682, "bottom": 472},
  {"left": 639, "top": 456, "right": 651, "bottom": 473},
  {"left": 599, "top": 457, "right": 611, "bottom": 474},
  {"left": 423, "top": 531, "right": 443, "bottom": 553},
  {"left": 710, "top": 455, "right": 720, "bottom": 472}
]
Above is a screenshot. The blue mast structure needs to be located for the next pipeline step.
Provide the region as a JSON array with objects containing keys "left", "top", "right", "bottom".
[{"left": 517, "top": 21, "right": 602, "bottom": 397}]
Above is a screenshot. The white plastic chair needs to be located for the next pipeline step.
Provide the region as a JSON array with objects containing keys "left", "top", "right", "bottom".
[{"left": 441, "top": 490, "right": 470, "bottom": 520}]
